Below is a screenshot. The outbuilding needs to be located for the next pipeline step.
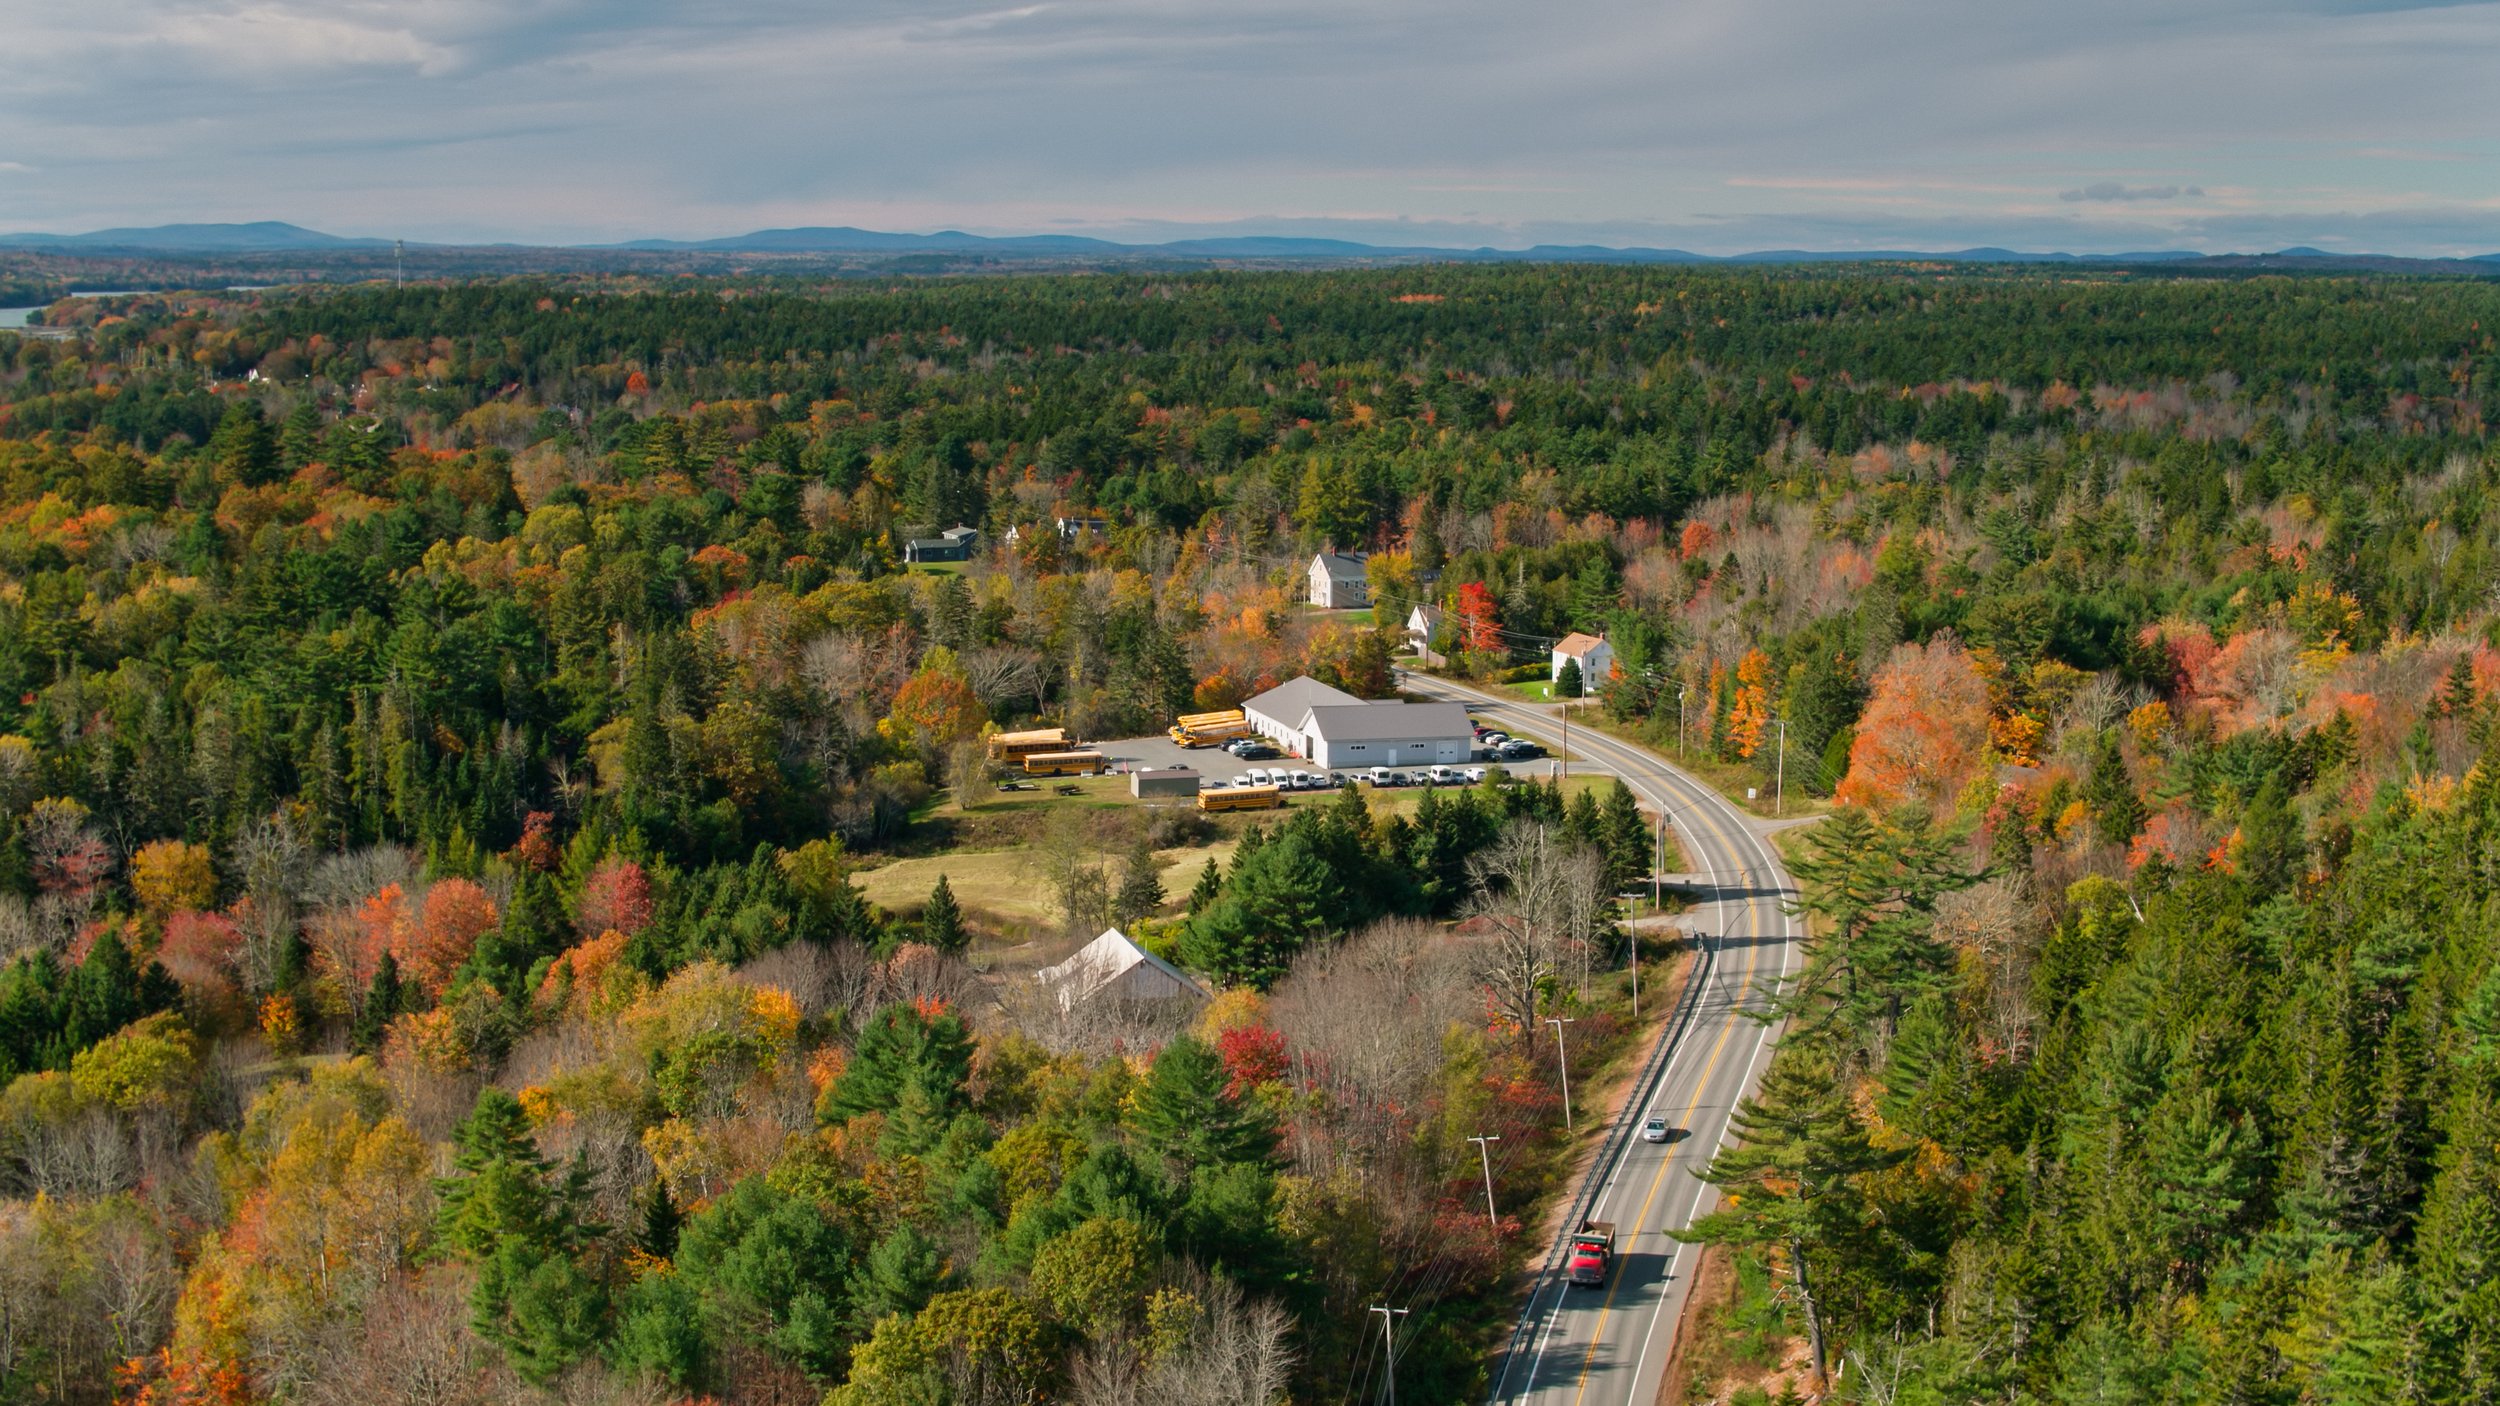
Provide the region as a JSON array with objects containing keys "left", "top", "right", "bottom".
[
  {"left": 1130, "top": 767, "right": 1202, "bottom": 799},
  {"left": 1038, "top": 928, "right": 1208, "bottom": 1008}
]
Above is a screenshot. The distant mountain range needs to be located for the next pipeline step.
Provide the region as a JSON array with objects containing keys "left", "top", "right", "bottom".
[{"left": 4, "top": 220, "right": 2498, "bottom": 270}]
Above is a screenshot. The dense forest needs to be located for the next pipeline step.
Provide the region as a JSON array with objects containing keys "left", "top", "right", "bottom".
[{"left": 0, "top": 262, "right": 2497, "bottom": 1403}]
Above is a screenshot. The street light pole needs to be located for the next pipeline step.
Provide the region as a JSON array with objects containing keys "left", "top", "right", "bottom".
[
  {"left": 1370, "top": 1305, "right": 1411, "bottom": 1406},
  {"left": 1774, "top": 717, "right": 1788, "bottom": 817},
  {"left": 1468, "top": 1134, "right": 1502, "bottom": 1227},
  {"left": 1546, "top": 1016, "right": 1577, "bottom": 1131}
]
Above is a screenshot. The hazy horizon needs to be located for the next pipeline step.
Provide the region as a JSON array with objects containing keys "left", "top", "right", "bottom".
[{"left": 4, "top": 0, "right": 2497, "bottom": 258}]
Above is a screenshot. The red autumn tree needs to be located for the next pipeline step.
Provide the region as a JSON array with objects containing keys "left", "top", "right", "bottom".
[
  {"left": 1836, "top": 636, "right": 1992, "bottom": 812},
  {"left": 1215, "top": 1024, "right": 1289, "bottom": 1096},
  {"left": 158, "top": 909, "right": 244, "bottom": 994},
  {"left": 1454, "top": 580, "right": 1502, "bottom": 655},
  {"left": 578, "top": 858, "right": 655, "bottom": 938}
]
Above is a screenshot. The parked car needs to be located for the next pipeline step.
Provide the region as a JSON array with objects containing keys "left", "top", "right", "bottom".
[
  {"left": 1291, "top": 770, "right": 1320, "bottom": 789},
  {"left": 1462, "top": 766, "right": 1488, "bottom": 783},
  {"left": 1238, "top": 746, "right": 1280, "bottom": 762},
  {"left": 1389, "top": 771, "right": 1414, "bottom": 787},
  {"left": 1367, "top": 767, "right": 1395, "bottom": 787},
  {"left": 1501, "top": 740, "right": 1541, "bottom": 760},
  {"left": 1246, "top": 768, "right": 1271, "bottom": 786},
  {"left": 1427, "top": 765, "right": 1458, "bottom": 785},
  {"left": 1230, "top": 775, "right": 1254, "bottom": 788},
  {"left": 1642, "top": 1116, "right": 1671, "bottom": 1143}
]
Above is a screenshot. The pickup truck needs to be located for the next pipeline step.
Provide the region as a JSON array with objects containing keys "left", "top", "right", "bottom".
[{"left": 1566, "top": 1220, "right": 1616, "bottom": 1287}]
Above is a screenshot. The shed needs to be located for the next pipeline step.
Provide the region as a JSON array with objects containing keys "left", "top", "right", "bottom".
[{"left": 1131, "top": 767, "right": 1202, "bottom": 799}]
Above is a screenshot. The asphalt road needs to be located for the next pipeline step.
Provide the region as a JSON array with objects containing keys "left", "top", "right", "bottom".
[{"left": 1398, "top": 673, "right": 1802, "bottom": 1406}]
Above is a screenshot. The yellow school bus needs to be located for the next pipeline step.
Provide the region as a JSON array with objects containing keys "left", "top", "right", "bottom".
[
  {"left": 1022, "top": 750, "right": 1108, "bottom": 777},
  {"left": 1197, "top": 783, "right": 1283, "bottom": 812},
  {"left": 987, "top": 728, "right": 1070, "bottom": 762}
]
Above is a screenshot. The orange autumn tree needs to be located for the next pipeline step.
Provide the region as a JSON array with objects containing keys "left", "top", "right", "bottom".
[
  {"left": 1726, "top": 648, "right": 1773, "bottom": 758},
  {"left": 404, "top": 878, "right": 498, "bottom": 996},
  {"left": 1836, "top": 636, "right": 1992, "bottom": 812},
  {"left": 879, "top": 647, "right": 988, "bottom": 750}
]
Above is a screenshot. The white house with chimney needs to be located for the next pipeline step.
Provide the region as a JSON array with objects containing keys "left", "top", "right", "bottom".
[{"left": 1551, "top": 632, "right": 1613, "bottom": 691}]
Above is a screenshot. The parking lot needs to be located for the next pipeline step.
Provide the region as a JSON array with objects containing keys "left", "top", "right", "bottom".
[{"left": 1084, "top": 726, "right": 1537, "bottom": 791}]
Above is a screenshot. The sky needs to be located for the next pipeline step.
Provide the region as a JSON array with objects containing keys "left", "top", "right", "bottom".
[{"left": 2, "top": 0, "right": 2497, "bottom": 256}]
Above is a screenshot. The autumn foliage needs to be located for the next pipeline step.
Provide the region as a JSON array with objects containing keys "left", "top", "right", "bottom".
[{"left": 1836, "top": 636, "right": 1992, "bottom": 811}]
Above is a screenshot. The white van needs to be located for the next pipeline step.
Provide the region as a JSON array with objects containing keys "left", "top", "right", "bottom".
[
  {"left": 1246, "top": 767, "right": 1272, "bottom": 787},
  {"left": 1367, "top": 766, "right": 1394, "bottom": 787},
  {"left": 1427, "top": 765, "right": 1458, "bottom": 785}
]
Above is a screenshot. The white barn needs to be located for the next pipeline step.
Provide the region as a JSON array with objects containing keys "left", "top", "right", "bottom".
[
  {"left": 1308, "top": 552, "right": 1370, "bottom": 609},
  {"left": 1038, "top": 928, "right": 1207, "bottom": 1008}
]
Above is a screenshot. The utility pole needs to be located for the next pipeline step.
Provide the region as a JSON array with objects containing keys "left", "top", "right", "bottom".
[
  {"left": 1546, "top": 1016, "right": 1577, "bottom": 1130},
  {"left": 1627, "top": 926, "right": 1640, "bottom": 1018},
  {"left": 393, "top": 239, "right": 404, "bottom": 287},
  {"left": 1677, "top": 687, "right": 1688, "bottom": 759},
  {"left": 1370, "top": 1305, "right": 1411, "bottom": 1406},
  {"left": 1774, "top": 717, "right": 1788, "bottom": 817},
  {"left": 1468, "top": 1134, "right": 1502, "bottom": 1227},
  {"left": 1559, "top": 701, "right": 1568, "bottom": 780}
]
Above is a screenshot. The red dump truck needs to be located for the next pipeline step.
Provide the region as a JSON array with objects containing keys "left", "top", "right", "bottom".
[{"left": 1566, "top": 1220, "right": 1616, "bottom": 1287}]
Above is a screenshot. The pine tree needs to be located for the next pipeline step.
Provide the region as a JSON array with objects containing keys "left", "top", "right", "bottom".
[
  {"left": 1679, "top": 1044, "right": 1901, "bottom": 1386},
  {"left": 1600, "top": 780, "right": 1651, "bottom": 892},
  {"left": 1188, "top": 856, "right": 1222, "bottom": 914},
  {"left": 921, "top": 874, "right": 967, "bottom": 953},
  {"left": 1557, "top": 656, "right": 1584, "bottom": 698},
  {"left": 852, "top": 1223, "right": 949, "bottom": 1334},
  {"left": 2084, "top": 728, "right": 2144, "bottom": 847},
  {"left": 351, "top": 952, "right": 403, "bottom": 1054},
  {"left": 1564, "top": 786, "right": 1603, "bottom": 851},
  {"left": 1133, "top": 1035, "right": 1278, "bottom": 1177},
  {"left": 635, "top": 1177, "right": 681, "bottom": 1260},
  {"left": 1114, "top": 841, "right": 1166, "bottom": 925}
]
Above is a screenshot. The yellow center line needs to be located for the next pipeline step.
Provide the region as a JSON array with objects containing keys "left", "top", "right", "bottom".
[{"left": 1564, "top": 776, "right": 1768, "bottom": 1403}]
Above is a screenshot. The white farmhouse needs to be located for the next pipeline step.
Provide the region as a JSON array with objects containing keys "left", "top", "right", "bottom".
[
  {"left": 1551, "top": 632, "right": 1613, "bottom": 691},
  {"left": 1307, "top": 551, "right": 1370, "bottom": 609}
]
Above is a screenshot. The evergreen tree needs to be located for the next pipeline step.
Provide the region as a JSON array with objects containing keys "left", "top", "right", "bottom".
[
  {"left": 635, "top": 1177, "right": 682, "bottom": 1260},
  {"left": 920, "top": 874, "right": 967, "bottom": 953},
  {"left": 1133, "top": 1035, "right": 1278, "bottom": 1178},
  {"left": 1557, "top": 656, "right": 1584, "bottom": 699},
  {"left": 851, "top": 1222, "right": 949, "bottom": 1333},
  {"left": 2084, "top": 728, "right": 2144, "bottom": 847},
  {"left": 1679, "top": 1043, "right": 1902, "bottom": 1385},
  {"left": 1187, "top": 855, "right": 1222, "bottom": 914},
  {"left": 824, "top": 1002, "right": 976, "bottom": 1122},
  {"left": 350, "top": 952, "right": 403, "bottom": 1055},
  {"left": 1114, "top": 839, "right": 1166, "bottom": 924},
  {"left": 1600, "top": 779, "right": 1651, "bottom": 892}
]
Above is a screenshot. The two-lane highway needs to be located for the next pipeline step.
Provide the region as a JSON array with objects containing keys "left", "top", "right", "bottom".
[{"left": 1400, "top": 674, "right": 1802, "bottom": 1406}]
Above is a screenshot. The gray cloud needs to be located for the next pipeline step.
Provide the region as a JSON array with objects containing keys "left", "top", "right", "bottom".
[
  {"left": 0, "top": 0, "right": 2494, "bottom": 254},
  {"left": 2060, "top": 183, "right": 2204, "bottom": 202}
]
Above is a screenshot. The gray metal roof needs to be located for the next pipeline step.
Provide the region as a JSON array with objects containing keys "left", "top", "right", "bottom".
[
  {"left": 1301, "top": 700, "right": 1473, "bottom": 742},
  {"left": 1311, "top": 551, "right": 1368, "bottom": 580},
  {"left": 1242, "top": 675, "right": 1364, "bottom": 723}
]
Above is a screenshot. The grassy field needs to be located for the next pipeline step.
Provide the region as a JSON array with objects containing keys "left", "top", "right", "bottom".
[{"left": 854, "top": 836, "right": 1243, "bottom": 936}]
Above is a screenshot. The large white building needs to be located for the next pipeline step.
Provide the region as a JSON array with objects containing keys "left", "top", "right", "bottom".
[
  {"left": 1241, "top": 674, "right": 1473, "bottom": 769},
  {"left": 1242, "top": 675, "right": 1365, "bottom": 746}
]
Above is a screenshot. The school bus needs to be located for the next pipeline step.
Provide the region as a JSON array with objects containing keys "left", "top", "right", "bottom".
[
  {"left": 1198, "top": 783, "right": 1284, "bottom": 812},
  {"left": 1169, "top": 709, "right": 1250, "bottom": 747},
  {"left": 1021, "top": 750, "right": 1108, "bottom": 777},
  {"left": 987, "top": 728, "right": 1070, "bottom": 762}
]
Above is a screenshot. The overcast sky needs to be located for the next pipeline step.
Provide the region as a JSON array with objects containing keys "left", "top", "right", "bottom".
[{"left": 2, "top": 0, "right": 2496, "bottom": 254}]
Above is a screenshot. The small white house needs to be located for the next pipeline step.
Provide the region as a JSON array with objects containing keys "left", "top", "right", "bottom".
[
  {"left": 1308, "top": 552, "right": 1370, "bottom": 609},
  {"left": 1551, "top": 632, "right": 1613, "bottom": 691},
  {"left": 1038, "top": 928, "right": 1207, "bottom": 1008},
  {"left": 1405, "top": 604, "right": 1445, "bottom": 651}
]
